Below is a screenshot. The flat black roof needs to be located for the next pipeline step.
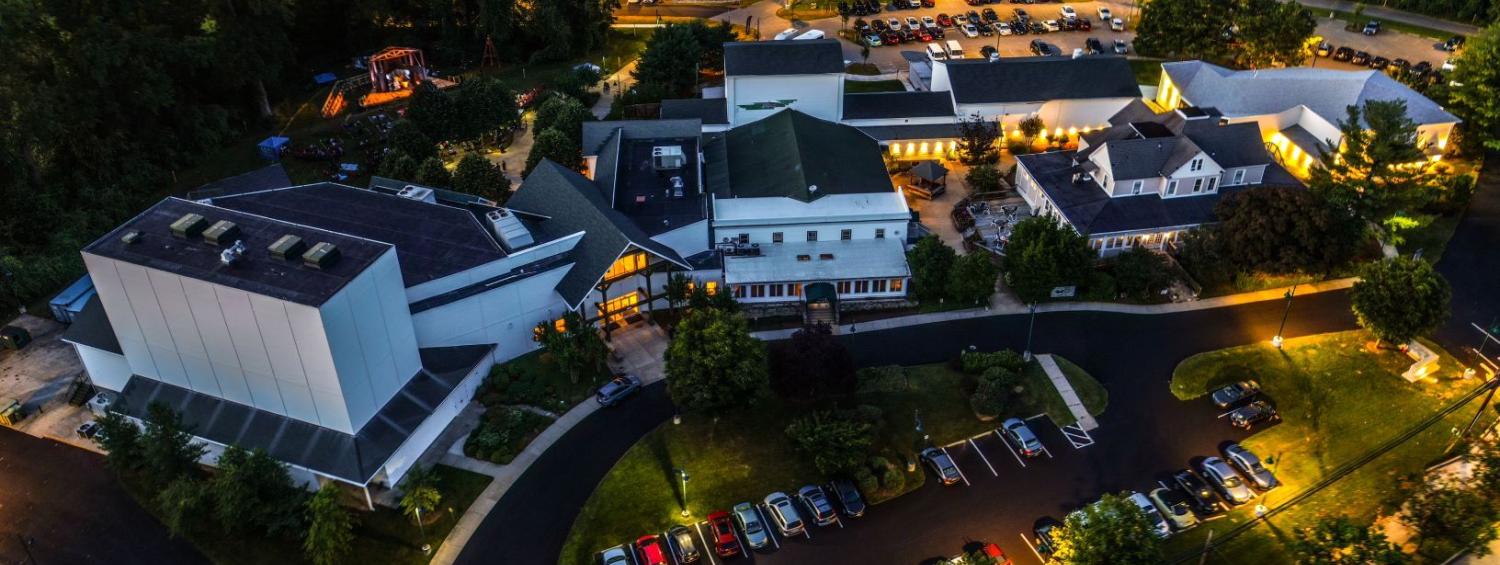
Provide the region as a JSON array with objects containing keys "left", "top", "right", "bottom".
[
  {"left": 723, "top": 40, "right": 845, "bottom": 76},
  {"left": 614, "top": 137, "right": 709, "bottom": 236},
  {"left": 61, "top": 295, "right": 122, "bottom": 355},
  {"left": 83, "top": 198, "right": 391, "bottom": 306},
  {"left": 660, "top": 98, "right": 729, "bottom": 125},
  {"left": 113, "top": 344, "right": 493, "bottom": 484},
  {"left": 842, "top": 91, "right": 956, "bottom": 120},
  {"left": 944, "top": 56, "right": 1138, "bottom": 104},
  {"left": 212, "top": 184, "right": 507, "bottom": 287}
]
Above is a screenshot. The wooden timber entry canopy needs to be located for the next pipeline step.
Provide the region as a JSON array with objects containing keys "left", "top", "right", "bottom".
[{"left": 368, "top": 47, "right": 429, "bottom": 93}]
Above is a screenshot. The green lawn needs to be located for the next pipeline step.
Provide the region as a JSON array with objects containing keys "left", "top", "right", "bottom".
[
  {"left": 559, "top": 356, "right": 1106, "bottom": 565},
  {"left": 138, "top": 464, "right": 492, "bottom": 565},
  {"left": 844, "top": 79, "right": 906, "bottom": 93},
  {"left": 1323, "top": 10, "right": 1453, "bottom": 41},
  {"left": 1163, "top": 331, "right": 1480, "bottom": 563}
]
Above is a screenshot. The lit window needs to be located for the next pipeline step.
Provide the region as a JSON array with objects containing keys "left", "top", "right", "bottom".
[
  {"left": 797, "top": 254, "right": 812, "bottom": 262},
  {"left": 789, "top": 283, "right": 802, "bottom": 297},
  {"left": 819, "top": 253, "right": 834, "bottom": 260},
  {"left": 705, "top": 281, "right": 718, "bottom": 295},
  {"left": 597, "top": 292, "right": 641, "bottom": 324},
  {"left": 554, "top": 318, "right": 568, "bottom": 332},
  {"left": 604, "top": 251, "right": 648, "bottom": 281},
  {"left": 891, "top": 279, "right": 904, "bottom": 292}
]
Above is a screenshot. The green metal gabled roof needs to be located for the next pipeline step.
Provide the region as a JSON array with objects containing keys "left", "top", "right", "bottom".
[{"left": 721, "top": 110, "right": 895, "bottom": 202}]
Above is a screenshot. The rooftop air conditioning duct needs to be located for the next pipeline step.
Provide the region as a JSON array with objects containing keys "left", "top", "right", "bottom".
[
  {"left": 652, "top": 146, "right": 686, "bottom": 171},
  {"left": 202, "top": 220, "right": 241, "bottom": 247},
  {"left": 302, "top": 242, "right": 341, "bottom": 270},
  {"left": 397, "top": 185, "right": 437, "bottom": 204},
  {"left": 170, "top": 213, "right": 208, "bottom": 240},
  {"left": 219, "top": 240, "right": 247, "bottom": 266},
  {"left": 486, "top": 209, "right": 535, "bottom": 252},
  {"left": 268, "top": 234, "right": 308, "bottom": 261}
]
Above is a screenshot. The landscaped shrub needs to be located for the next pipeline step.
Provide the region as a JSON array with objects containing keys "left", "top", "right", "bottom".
[
  {"left": 960, "top": 349, "right": 1026, "bottom": 375},
  {"left": 463, "top": 407, "right": 554, "bottom": 464},
  {"left": 1081, "top": 270, "right": 1117, "bottom": 301},
  {"left": 853, "top": 467, "right": 880, "bottom": 496},
  {"left": 785, "top": 411, "right": 875, "bottom": 475},
  {"left": 873, "top": 457, "right": 905, "bottom": 495},
  {"left": 969, "top": 366, "right": 1022, "bottom": 419}
]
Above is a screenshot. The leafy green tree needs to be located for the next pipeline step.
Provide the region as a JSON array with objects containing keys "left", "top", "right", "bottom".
[
  {"left": 1111, "top": 247, "right": 1170, "bottom": 301},
  {"left": 532, "top": 94, "right": 593, "bottom": 146},
  {"left": 1292, "top": 516, "right": 1409, "bottom": 565},
  {"left": 415, "top": 157, "right": 452, "bottom": 188},
  {"left": 1136, "top": 0, "right": 1312, "bottom": 67},
  {"left": 947, "top": 252, "right": 1000, "bottom": 305},
  {"left": 1052, "top": 492, "right": 1164, "bottom": 565},
  {"left": 95, "top": 411, "right": 145, "bottom": 476},
  {"left": 399, "top": 465, "right": 442, "bottom": 525},
  {"left": 406, "top": 83, "right": 463, "bottom": 141},
  {"left": 379, "top": 151, "right": 420, "bottom": 180},
  {"left": 1308, "top": 100, "right": 1445, "bottom": 244},
  {"left": 156, "top": 477, "right": 210, "bottom": 538},
  {"left": 632, "top": 24, "right": 703, "bottom": 100},
  {"left": 965, "top": 164, "right": 1003, "bottom": 194},
  {"left": 1003, "top": 216, "right": 1095, "bottom": 304},
  {"left": 784, "top": 411, "right": 874, "bottom": 475},
  {"left": 209, "top": 445, "right": 304, "bottom": 537},
  {"left": 1234, "top": 0, "right": 1317, "bottom": 68},
  {"left": 1214, "top": 187, "right": 1364, "bottom": 274},
  {"left": 1018, "top": 116, "right": 1046, "bottom": 145},
  {"left": 970, "top": 366, "right": 1021, "bottom": 418},
  {"left": 451, "top": 154, "right": 511, "bottom": 203},
  {"left": 1403, "top": 479, "right": 1500, "bottom": 559},
  {"left": 525, "top": 129, "right": 583, "bottom": 175},
  {"left": 142, "top": 403, "right": 207, "bottom": 487},
  {"left": 665, "top": 308, "right": 768, "bottom": 412},
  {"left": 533, "top": 311, "right": 608, "bottom": 383},
  {"left": 955, "top": 113, "right": 1001, "bottom": 165},
  {"left": 456, "top": 78, "right": 521, "bottom": 139},
  {"left": 204, "top": 0, "right": 296, "bottom": 119},
  {"left": 1177, "top": 226, "right": 1233, "bottom": 288},
  {"left": 907, "top": 235, "right": 957, "bottom": 302},
  {"left": 388, "top": 120, "right": 438, "bottom": 162},
  {"left": 1350, "top": 257, "right": 1451, "bottom": 346},
  {"left": 304, "top": 485, "right": 355, "bottom": 565},
  {"left": 687, "top": 20, "right": 737, "bottom": 71},
  {"left": 1135, "top": 0, "right": 1234, "bottom": 62},
  {"left": 666, "top": 273, "right": 693, "bottom": 310},
  {"left": 1445, "top": 22, "right": 1500, "bottom": 152},
  {"left": 769, "top": 324, "right": 857, "bottom": 401}
]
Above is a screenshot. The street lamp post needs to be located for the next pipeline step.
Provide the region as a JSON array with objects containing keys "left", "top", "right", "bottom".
[
  {"left": 678, "top": 469, "right": 691, "bottom": 518},
  {"left": 1023, "top": 303, "right": 1037, "bottom": 361},
  {"left": 1273, "top": 284, "right": 1298, "bottom": 349}
]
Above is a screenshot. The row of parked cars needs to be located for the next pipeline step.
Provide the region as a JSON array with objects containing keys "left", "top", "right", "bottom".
[
  {"left": 1318, "top": 42, "right": 1450, "bottom": 86},
  {"left": 855, "top": 5, "right": 1122, "bottom": 48},
  {"left": 1210, "top": 379, "right": 1280, "bottom": 430},
  {"left": 601, "top": 480, "right": 868, "bottom": 564}
]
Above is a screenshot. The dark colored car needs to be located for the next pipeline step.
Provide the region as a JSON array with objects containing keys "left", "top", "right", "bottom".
[
  {"left": 1228, "top": 400, "right": 1280, "bottom": 429},
  {"left": 706, "top": 511, "right": 741, "bottom": 557},
  {"left": 1333, "top": 46, "right": 1354, "bottom": 61},
  {"left": 1029, "top": 20, "right": 1047, "bottom": 34},
  {"left": 666, "top": 525, "right": 700, "bottom": 564},
  {"left": 1436, "top": 35, "right": 1465, "bottom": 51},
  {"left": 1075, "top": 16, "right": 1091, "bottom": 31},
  {"left": 882, "top": 29, "right": 901, "bottom": 44},
  {"left": 1210, "top": 380, "right": 1260, "bottom": 408},
  {"left": 1033, "top": 517, "right": 1064, "bottom": 557},
  {"left": 77, "top": 421, "right": 102, "bottom": 438},
  {"left": 1173, "top": 468, "right": 1224, "bottom": 516},
  {"left": 1363, "top": 20, "right": 1381, "bottom": 35},
  {"left": 828, "top": 479, "right": 867, "bottom": 517},
  {"left": 1029, "top": 39, "right": 1057, "bottom": 56},
  {"left": 1061, "top": 17, "right": 1077, "bottom": 31},
  {"left": 900, "top": 29, "right": 918, "bottom": 43},
  {"left": 980, "top": 45, "right": 999, "bottom": 59},
  {"left": 596, "top": 374, "right": 642, "bottom": 406},
  {"left": 1000, "top": 418, "right": 1044, "bottom": 456},
  {"left": 1370, "top": 56, "right": 1391, "bottom": 70},
  {"left": 1351, "top": 50, "right": 1371, "bottom": 65},
  {"left": 921, "top": 0, "right": 935, "bottom": 7},
  {"left": 797, "top": 485, "right": 838, "bottom": 526},
  {"left": 982, "top": 7, "right": 998, "bottom": 22},
  {"left": 1085, "top": 37, "right": 1104, "bottom": 54},
  {"left": 1013, "top": 8, "right": 1029, "bottom": 22}
]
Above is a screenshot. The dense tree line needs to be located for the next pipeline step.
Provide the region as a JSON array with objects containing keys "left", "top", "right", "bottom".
[
  {"left": 0, "top": 0, "right": 616, "bottom": 312},
  {"left": 1374, "top": 0, "right": 1499, "bottom": 23},
  {"left": 1135, "top": 0, "right": 1316, "bottom": 68}
]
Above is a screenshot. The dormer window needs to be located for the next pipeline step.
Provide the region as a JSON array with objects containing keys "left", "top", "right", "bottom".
[
  {"left": 1166, "top": 180, "right": 1178, "bottom": 195},
  {"left": 1232, "top": 169, "right": 1246, "bottom": 185},
  {"left": 1190, "top": 158, "right": 1204, "bottom": 172},
  {"left": 1192, "top": 178, "right": 1205, "bottom": 193},
  {"left": 1131, "top": 180, "right": 1143, "bottom": 195}
]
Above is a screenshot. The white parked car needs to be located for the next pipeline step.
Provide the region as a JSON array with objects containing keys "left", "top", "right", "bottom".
[
  {"left": 995, "top": 22, "right": 1012, "bottom": 36},
  {"left": 962, "top": 23, "right": 980, "bottom": 38},
  {"left": 1128, "top": 491, "right": 1173, "bottom": 539},
  {"left": 1060, "top": 5, "right": 1077, "bottom": 19},
  {"left": 1110, "top": 17, "right": 1125, "bottom": 31},
  {"left": 1097, "top": 7, "right": 1112, "bottom": 21},
  {"left": 600, "top": 545, "right": 633, "bottom": 565},
  {"left": 1042, "top": 19, "right": 1062, "bottom": 32},
  {"left": 922, "top": 15, "right": 937, "bottom": 28},
  {"left": 764, "top": 492, "right": 806, "bottom": 536},
  {"left": 888, "top": 17, "right": 903, "bottom": 30},
  {"left": 953, "top": 14, "right": 969, "bottom": 26},
  {"left": 905, "top": 16, "right": 921, "bottom": 29},
  {"left": 774, "top": 28, "right": 800, "bottom": 40},
  {"left": 792, "top": 29, "right": 825, "bottom": 40}
]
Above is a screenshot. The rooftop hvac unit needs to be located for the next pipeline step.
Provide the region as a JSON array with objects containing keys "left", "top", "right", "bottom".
[
  {"left": 202, "top": 220, "right": 241, "bottom": 247},
  {"left": 652, "top": 146, "right": 686, "bottom": 171},
  {"left": 669, "top": 176, "right": 685, "bottom": 199},
  {"left": 302, "top": 242, "right": 341, "bottom": 270},
  {"left": 397, "top": 185, "right": 437, "bottom": 204},
  {"left": 219, "top": 240, "right": 247, "bottom": 266},
  {"left": 170, "top": 213, "right": 208, "bottom": 239},
  {"left": 486, "top": 209, "right": 535, "bottom": 251},
  {"left": 268, "top": 234, "right": 308, "bottom": 261}
]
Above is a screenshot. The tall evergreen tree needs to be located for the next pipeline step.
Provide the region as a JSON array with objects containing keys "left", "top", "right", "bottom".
[
  {"left": 1307, "top": 100, "right": 1445, "bottom": 244},
  {"left": 1444, "top": 22, "right": 1500, "bottom": 151},
  {"left": 304, "top": 485, "right": 355, "bottom": 565}
]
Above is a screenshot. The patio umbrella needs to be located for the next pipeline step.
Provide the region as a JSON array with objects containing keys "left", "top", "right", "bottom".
[{"left": 910, "top": 160, "right": 948, "bottom": 184}]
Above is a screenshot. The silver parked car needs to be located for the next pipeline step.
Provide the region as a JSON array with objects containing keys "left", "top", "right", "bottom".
[
  {"left": 732, "top": 502, "right": 770, "bottom": 549},
  {"left": 1225, "top": 443, "right": 1279, "bottom": 491},
  {"left": 920, "top": 447, "right": 963, "bottom": 485},
  {"left": 797, "top": 485, "right": 838, "bottom": 526},
  {"left": 1148, "top": 487, "right": 1199, "bottom": 531},
  {"left": 596, "top": 374, "right": 642, "bottom": 406},
  {"left": 600, "top": 544, "right": 634, "bottom": 565},
  {"left": 1000, "top": 418, "right": 1044, "bottom": 457},
  {"left": 1200, "top": 456, "right": 1254, "bottom": 504},
  {"left": 764, "top": 492, "right": 806, "bottom": 536},
  {"left": 1128, "top": 491, "right": 1172, "bottom": 538}
]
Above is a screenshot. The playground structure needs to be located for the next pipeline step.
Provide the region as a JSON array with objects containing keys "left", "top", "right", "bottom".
[{"left": 321, "top": 46, "right": 457, "bottom": 118}]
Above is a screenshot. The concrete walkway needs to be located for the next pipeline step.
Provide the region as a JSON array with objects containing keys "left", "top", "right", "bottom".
[
  {"left": 754, "top": 277, "right": 1357, "bottom": 340},
  {"left": 590, "top": 60, "right": 639, "bottom": 120},
  {"left": 430, "top": 322, "right": 669, "bottom": 565},
  {"left": 1035, "top": 353, "right": 1098, "bottom": 431},
  {"left": 1294, "top": 0, "right": 1478, "bottom": 35}
]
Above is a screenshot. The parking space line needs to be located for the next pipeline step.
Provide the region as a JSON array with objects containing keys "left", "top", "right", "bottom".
[
  {"left": 994, "top": 429, "right": 1027, "bottom": 468},
  {"left": 755, "top": 505, "right": 780, "bottom": 549},
  {"left": 968, "top": 438, "right": 999, "bottom": 476},
  {"left": 1040, "top": 441, "right": 1054, "bottom": 459},
  {"left": 1025, "top": 413, "right": 1048, "bottom": 421},
  {"left": 694, "top": 522, "right": 719, "bottom": 565},
  {"left": 1020, "top": 533, "right": 1044, "bottom": 563},
  {"left": 803, "top": 526, "right": 812, "bottom": 540},
  {"left": 940, "top": 446, "right": 971, "bottom": 486},
  {"left": 662, "top": 531, "right": 678, "bottom": 565},
  {"left": 834, "top": 515, "right": 844, "bottom": 529}
]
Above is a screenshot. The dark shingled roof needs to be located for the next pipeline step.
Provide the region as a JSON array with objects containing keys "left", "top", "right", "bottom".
[
  {"left": 212, "top": 184, "right": 507, "bottom": 287},
  {"left": 856, "top": 123, "right": 962, "bottom": 141},
  {"left": 842, "top": 91, "right": 956, "bottom": 120},
  {"left": 186, "top": 164, "right": 293, "bottom": 200},
  {"left": 581, "top": 120, "right": 703, "bottom": 157},
  {"left": 83, "top": 197, "right": 391, "bottom": 306},
  {"left": 1017, "top": 151, "right": 1299, "bottom": 234},
  {"left": 113, "top": 345, "right": 493, "bottom": 484},
  {"left": 506, "top": 161, "right": 690, "bottom": 309},
  {"left": 61, "top": 295, "right": 121, "bottom": 355},
  {"left": 660, "top": 98, "right": 729, "bottom": 125},
  {"left": 723, "top": 109, "right": 895, "bottom": 201},
  {"left": 943, "top": 56, "right": 1138, "bottom": 104},
  {"left": 723, "top": 40, "right": 844, "bottom": 76}
]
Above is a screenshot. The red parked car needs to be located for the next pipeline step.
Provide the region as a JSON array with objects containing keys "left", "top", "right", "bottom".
[
  {"left": 916, "top": 28, "right": 934, "bottom": 41},
  {"left": 635, "top": 534, "right": 668, "bottom": 565},
  {"left": 707, "top": 510, "right": 741, "bottom": 557},
  {"left": 936, "top": 13, "right": 953, "bottom": 27}
]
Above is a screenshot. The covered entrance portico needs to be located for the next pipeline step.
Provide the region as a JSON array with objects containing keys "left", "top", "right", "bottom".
[{"left": 804, "top": 282, "right": 838, "bottom": 325}]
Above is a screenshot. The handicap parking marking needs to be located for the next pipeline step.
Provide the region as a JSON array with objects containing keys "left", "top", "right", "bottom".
[
  {"left": 1020, "top": 533, "right": 1045, "bottom": 563},
  {"left": 754, "top": 505, "right": 781, "bottom": 550},
  {"left": 968, "top": 437, "right": 999, "bottom": 476},
  {"left": 993, "top": 429, "right": 1027, "bottom": 468},
  {"left": 694, "top": 522, "right": 720, "bottom": 565},
  {"left": 1060, "top": 423, "right": 1096, "bottom": 449},
  {"left": 940, "top": 446, "right": 971, "bottom": 486}
]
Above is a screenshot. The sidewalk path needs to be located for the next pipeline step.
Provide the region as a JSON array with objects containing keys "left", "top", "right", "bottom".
[
  {"left": 1035, "top": 354, "right": 1098, "bottom": 431},
  {"left": 754, "top": 277, "right": 1357, "bottom": 340},
  {"left": 430, "top": 323, "right": 668, "bottom": 565},
  {"left": 590, "top": 61, "right": 639, "bottom": 120},
  {"left": 1294, "top": 0, "right": 1479, "bottom": 35}
]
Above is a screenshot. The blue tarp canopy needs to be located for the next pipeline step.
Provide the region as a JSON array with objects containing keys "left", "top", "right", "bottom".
[
  {"left": 313, "top": 72, "right": 337, "bottom": 85},
  {"left": 258, "top": 136, "right": 291, "bottom": 161}
]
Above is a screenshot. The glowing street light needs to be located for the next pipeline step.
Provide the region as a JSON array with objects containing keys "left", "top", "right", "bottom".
[
  {"left": 1273, "top": 284, "right": 1299, "bottom": 349},
  {"left": 678, "top": 468, "right": 691, "bottom": 518}
]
